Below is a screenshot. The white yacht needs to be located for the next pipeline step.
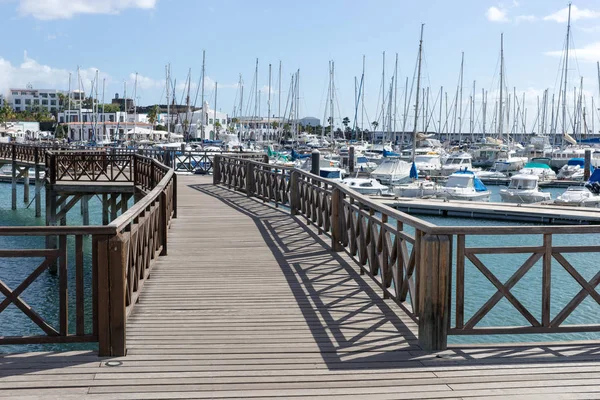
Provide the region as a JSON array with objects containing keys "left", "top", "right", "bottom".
[
  {"left": 517, "top": 162, "right": 557, "bottom": 184},
  {"left": 440, "top": 153, "right": 475, "bottom": 176},
  {"left": 393, "top": 179, "right": 438, "bottom": 198},
  {"left": 555, "top": 186, "right": 600, "bottom": 207},
  {"left": 555, "top": 169, "right": 600, "bottom": 207},
  {"left": 475, "top": 169, "right": 507, "bottom": 179},
  {"left": 499, "top": 174, "right": 551, "bottom": 203},
  {"left": 492, "top": 150, "right": 528, "bottom": 174},
  {"left": 371, "top": 158, "right": 412, "bottom": 185},
  {"left": 435, "top": 170, "right": 491, "bottom": 201},
  {"left": 341, "top": 178, "right": 389, "bottom": 195},
  {"left": 414, "top": 154, "right": 442, "bottom": 177},
  {"left": 556, "top": 158, "right": 586, "bottom": 181}
]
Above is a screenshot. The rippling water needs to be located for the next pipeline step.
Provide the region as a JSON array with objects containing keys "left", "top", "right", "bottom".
[{"left": 0, "top": 182, "right": 597, "bottom": 353}]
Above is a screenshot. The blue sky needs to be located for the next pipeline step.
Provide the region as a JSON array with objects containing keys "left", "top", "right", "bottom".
[{"left": 1, "top": 0, "right": 600, "bottom": 131}]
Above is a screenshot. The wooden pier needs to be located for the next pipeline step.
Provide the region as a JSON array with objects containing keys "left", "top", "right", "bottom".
[{"left": 1, "top": 148, "right": 600, "bottom": 398}]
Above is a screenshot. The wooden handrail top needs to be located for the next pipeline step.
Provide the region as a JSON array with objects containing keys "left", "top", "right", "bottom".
[{"left": 0, "top": 225, "right": 116, "bottom": 235}]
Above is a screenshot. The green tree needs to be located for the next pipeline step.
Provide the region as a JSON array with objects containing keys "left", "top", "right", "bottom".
[
  {"left": 214, "top": 120, "right": 222, "bottom": 135},
  {"left": 371, "top": 121, "right": 379, "bottom": 131},
  {"left": 155, "top": 124, "right": 167, "bottom": 131},
  {"left": 0, "top": 102, "right": 15, "bottom": 129},
  {"left": 100, "top": 103, "right": 121, "bottom": 113},
  {"left": 342, "top": 117, "right": 350, "bottom": 129},
  {"left": 147, "top": 105, "right": 159, "bottom": 126}
]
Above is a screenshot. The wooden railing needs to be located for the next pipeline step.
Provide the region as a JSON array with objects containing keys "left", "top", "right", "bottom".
[
  {"left": 0, "top": 150, "right": 176, "bottom": 356},
  {"left": 214, "top": 155, "right": 600, "bottom": 351}
]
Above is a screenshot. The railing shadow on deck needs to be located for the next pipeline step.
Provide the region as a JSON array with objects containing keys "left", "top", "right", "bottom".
[
  {"left": 190, "top": 182, "right": 600, "bottom": 369},
  {"left": 191, "top": 183, "right": 422, "bottom": 370},
  {"left": 0, "top": 350, "right": 102, "bottom": 379}
]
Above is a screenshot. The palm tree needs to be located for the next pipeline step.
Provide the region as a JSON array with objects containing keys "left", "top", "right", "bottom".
[
  {"left": 342, "top": 117, "right": 351, "bottom": 139},
  {"left": 147, "top": 105, "right": 159, "bottom": 127},
  {"left": 371, "top": 121, "right": 379, "bottom": 131}
]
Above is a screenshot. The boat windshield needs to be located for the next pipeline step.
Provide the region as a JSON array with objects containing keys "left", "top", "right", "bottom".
[
  {"left": 356, "top": 156, "right": 369, "bottom": 163},
  {"left": 508, "top": 179, "right": 536, "bottom": 189},
  {"left": 447, "top": 176, "right": 472, "bottom": 188},
  {"left": 415, "top": 155, "right": 437, "bottom": 163},
  {"left": 447, "top": 158, "right": 465, "bottom": 165},
  {"left": 320, "top": 170, "right": 341, "bottom": 179}
]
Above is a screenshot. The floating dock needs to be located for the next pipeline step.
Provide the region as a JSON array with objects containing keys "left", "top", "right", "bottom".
[{"left": 374, "top": 196, "right": 600, "bottom": 224}]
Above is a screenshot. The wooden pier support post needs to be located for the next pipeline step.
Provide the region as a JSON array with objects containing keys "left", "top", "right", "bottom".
[
  {"left": 45, "top": 189, "right": 58, "bottom": 273},
  {"left": 97, "top": 234, "right": 127, "bottom": 357},
  {"left": 102, "top": 194, "right": 109, "bottom": 225},
  {"left": 290, "top": 170, "right": 300, "bottom": 216},
  {"left": 81, "top": 195, "right": 90, "bottom": 226},
  {"left": 34, "top": 162, "right": 42, "bottom": 218},
  {"left": 330, "top": 187, "right": 344, "bottom": 251},
  {"left": 22, "top": 167, "right": 29, "bottom": 204},
  {"left": 584, "top": 149, "right": 592, "bottom": 181},
  {"left": 418, "top": 233, "right": 452, "bottom": 352},
  {"left": 311, "top": 149, "right": 320, "bottom": 176},
  {"left": 348, "top": 146, "right": 355, "bottom": 174},
  {"left": 11, "top": 148, "right": 17, "bottom": 210},
  {"left": 212, "top": 155, "right": 221, "bottom": 185},
  {"left": 245, "top": 160, "right": 254, "bottom": 197}
]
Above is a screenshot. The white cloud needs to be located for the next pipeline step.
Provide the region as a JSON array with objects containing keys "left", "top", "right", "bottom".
[
  {"left": 543, "top": 5, "right": 600, "bottom": 23},
  {"left": 515, "top": 15, "right": 537, "bottom": 23},
  {"left": 129, "top": 73, "right": 162, "bottom": 90},
  {"left": 0, "top": 52, "right": 108, "bottom": 95},
  {"left": 486, "top": 6, "right": 509, "bottom": 22},
  {"left": 578, "top": 25, "right": 600, "bottom": 33},
  {"left": 17, "top": 0, "right": 157, "bottom": 20},
  {"left": 544, "top": 41, "right": 600, "bottom": 62}
]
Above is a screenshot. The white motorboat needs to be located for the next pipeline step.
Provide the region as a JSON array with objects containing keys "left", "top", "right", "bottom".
[
  {"left": 440, "top": 153, "right": 475, "bottom": 176},
  {"left": 317, "top": 167, "right": 345, "bottom": 182},
  {"left": 414, "top": 154, "right": 442, "bottom": 177},
  {"left": 555, "top": 169, "right": 600, "bottom": 207},
  {"left": 370, "top": 158, "right": 412, "bottom": 185},
  {"left": 492, "top": 150, "right": 528, "bottom": 174},
  {"left": 341, "top": 178, "right": 389, "bottom": 195},
  {"left": 475, "top": 169, "right": 507, "bottom": 179},
  {"left": 393, "top": 179, "right": 438, "bottom": 198},
  {"left": 517, "top": 162, "right": 557, "bottom": 184},
  {"left": 499, "top": 174, "right": 551, "bottom": 203},
  {"left": 555, "top": 186, "right": 600, "bottom": 207},
  {"left": 355, "top": 155, "right": 378, "bottom": 172},
  {"left": 435, "top": 170, "right": 491, "bottom": 201},
  {"left": 557, "top": 158, "right": 586, "bottom": 180}
]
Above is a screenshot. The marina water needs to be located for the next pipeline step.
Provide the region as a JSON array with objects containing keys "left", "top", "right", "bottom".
[{"left": 0, "top": 182, "right": 597, "bottom": 352}]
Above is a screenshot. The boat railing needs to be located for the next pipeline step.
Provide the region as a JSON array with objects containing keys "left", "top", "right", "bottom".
[{"left": 215, "top": 154, "right": 600, "bottom": 351}]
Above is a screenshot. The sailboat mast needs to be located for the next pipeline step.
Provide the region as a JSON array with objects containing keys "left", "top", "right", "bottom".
[
  {"left": 186, "top": 68, "right": 191, "bottom": 140},
  {"left": 562, "top": 3, "right": 572, "bottom": 140},
  {"left": 102, "top": 77, "right": 105, "bottom": 141},
  {"left": 133, "top": 72, "right": 138, "bottom": 143},
  {"left": 238, "top": 74, "right": 243, "bottom": 139},
  {"left": 393, "top": 53, "right": 398, "bottom": 138},
  {"left": 412, "top": 23, "right": 424, "bottom": 163},
  {"left": 401, "top": 76, "right": 408, "bottom": 146},
  {"left": 498, "top": 33, "right": 504, "bottom": 144},
  {"left": 214, "top": 82, "right": 218, "bottom": 139},
  {"left": 438, "top": 86, "right": 443, "bottom": 135},
  {"left": 330, "top": 62, "right": 335, "bottom": 145},
  {"left": 267, "top": 63, "right": 272, "bottom": 141},
  {"left": 201, "top": 51, "right": 205, "bottom": 139},
  {"left": 381, "top": 52, "right": 385, "bottom": 142},
  {"left": 166, "top": 64, "right": 170, "bottom": 138},
  {"left": 278, "top": 61, "right": 281, "bottom": 141},
  {"left": 254, "top": 58, "right": 259, "bottom": 118},
  {"left": 458, "top": 52, "right": 464, "bottom": 143},
  {"left": 361, "top": 55, "right": 365, "bottom": 141}
]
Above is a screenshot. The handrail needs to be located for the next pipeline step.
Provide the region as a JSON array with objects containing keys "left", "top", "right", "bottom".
[{"left": 0, "top": 147, "right": 177, "bottom": 356}]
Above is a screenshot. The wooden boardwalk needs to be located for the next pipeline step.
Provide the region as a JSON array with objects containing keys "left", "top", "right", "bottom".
[{"left": 3, "top": 175, "right": 600, "bottom": 399}]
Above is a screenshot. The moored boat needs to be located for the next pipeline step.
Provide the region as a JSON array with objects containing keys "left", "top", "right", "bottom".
[
  {"left": 435, "top": 170, "right": 490, "bottom": 201},
  {"left": 341, "top": 178, "right": 389, "bottom": 195},
  {"left": 499, "top": 174, "right": 551, "bottom": 203}
]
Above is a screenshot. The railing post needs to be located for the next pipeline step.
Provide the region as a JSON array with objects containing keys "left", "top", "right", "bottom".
[
  {"left": 245, "top": 160, "right": 254, "bottom": 197},
  {"left": 213, "top": 155, "right": 221, "bottom": 185},
  {"left": 160, "top": 191, "right": 168, "bottom": 256},
  {"left": 150, "top": 161, "right": 156, "bottom": 188},
  {"left": 290, "top": 170, "right": 300, "bottom": 215},
  {"left": 96, "top": 234, "right": 127, "bottom": 357},
  {"left": 417, "top": 233, "right": 452, "bottom": 352},
  {"left": 330, "top": 187, "right": 343, "bottom": 252},
  {"left": 172, "top": 173, "right": 178, "bottom": 219}
]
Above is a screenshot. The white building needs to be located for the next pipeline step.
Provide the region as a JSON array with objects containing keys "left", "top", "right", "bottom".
[
  {"left": 173, "top": 102, "right": 229, "bottom": 141},
  {"left": 58, "top": 109, "right": 131, "bottom": 124},
  {"left": 8, "top": 88, "right": 82, "bottom": 113},
  {"left": 65, "top": 121, "right": 155, "bottom": 142}
]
